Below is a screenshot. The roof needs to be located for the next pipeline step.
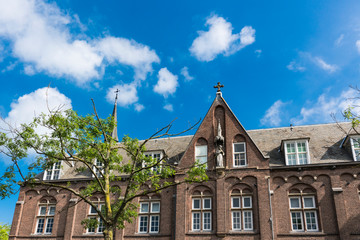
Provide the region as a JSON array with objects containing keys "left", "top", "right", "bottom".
[{"left": 54, "top": 122, "right": 358, "bottom": 180}]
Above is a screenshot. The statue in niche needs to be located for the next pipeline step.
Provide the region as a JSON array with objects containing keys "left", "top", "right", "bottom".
[{"left": 215, "top": 119, "right": 225, "bottom": 168}]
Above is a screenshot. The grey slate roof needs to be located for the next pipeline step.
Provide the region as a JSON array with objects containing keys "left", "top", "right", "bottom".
[{"left": 57, "top": 122, "right": 358, "bottom": 180}]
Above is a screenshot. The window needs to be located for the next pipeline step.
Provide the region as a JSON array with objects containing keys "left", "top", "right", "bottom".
[
  {"left": 87, "top": 198, "right": 105, "bottom": 234},
  {"left": 233, "top": 143, "right": 246, "bottom": 167},
  {"left": 231, "top": 194, "right": 253, "bottom": 231},
  {"left": 191, "top": 195, "right": 212, "bottom": 231},
  {"left": 350, "top": 136, "right": 360, "bottom": 161},
  {"left": 138, "top": 200, "right": 160, "bottom": 234},
  {"left": 93, "top": 159, "right": 104, "bottom": 178},
  {"left": 35, "top": 199, "right": 56, "bottom": 234},
  {"left": 144, "top": 152, "right": 162, "bottom": 173},
  {"left": 43, "top": 162, "right": 61, "bottom": 180},
  {"left": 284, "top": 140, "right": 310, "bottom": 165},
  {"left": 195, "top": 145, "right": 208, "bottom": 168},
  {"left": 289, "top": 195, "right": 318, "bottom": 231}
]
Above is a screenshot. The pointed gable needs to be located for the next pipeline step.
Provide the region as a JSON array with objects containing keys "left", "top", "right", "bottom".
[{"left": 179, "top": 91, "right": 268, "bottom": 170}]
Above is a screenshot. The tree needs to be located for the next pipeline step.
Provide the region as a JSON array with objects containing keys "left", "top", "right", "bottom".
[
  {"left": 0, "top": 100, "right": 207, "bottom": 240},
  {"left": 0, "top": 223, "right": 10, "bottom": 240}
]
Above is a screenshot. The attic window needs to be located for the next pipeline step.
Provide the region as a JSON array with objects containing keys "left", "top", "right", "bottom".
[
  {"left": 350, "top": 136, "right": 360, "bottom": 161},
  {"left": 144, "top": 151, "right": 162, "bottom": 173},
  {"left": 284, "top": 140, "right": 310, "bottom": 165},
  {"left": 43, "top": 162, "right": 61, "bottom": 180}
]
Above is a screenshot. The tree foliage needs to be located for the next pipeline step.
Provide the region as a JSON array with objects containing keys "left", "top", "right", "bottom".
[
  {"left": 0, "top": 101, "right": 207, "bottom": 240},
  {"left": 0, "top": 223, "right": 10, "bottom": 240}
]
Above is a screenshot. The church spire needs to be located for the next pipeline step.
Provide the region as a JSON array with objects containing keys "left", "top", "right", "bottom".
[{"left": 111, "top": 89, "right": 119, "bottom": 142}]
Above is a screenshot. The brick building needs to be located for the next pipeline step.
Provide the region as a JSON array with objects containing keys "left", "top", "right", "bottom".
[{"left": 9, "top": 88, "right": 360, "bottom": 240}]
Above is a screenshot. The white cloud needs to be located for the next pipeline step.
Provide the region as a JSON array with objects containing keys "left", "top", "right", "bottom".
[
  {"left": 2, "top": 87, "right": 72, "bottom": 134},
  {"left": 180, "top": 66, "right": 194, "bottom": 81},
  {"left": 189, "top": 15, "right": 255, "bottom": 62},
  {"left": 287, "top": 60, "right": 306, "bottom": 72},
  {"left": 260, "top": 100, "right": 289, "bottom": 127},
  {"left": 154, "top": 68, "right": 178, "bottom": 97},
  {"left": 1, "top": 61, "right": 17, "bottom": 73},
  {"left": 0, "top": 0, "right": 159, "bottom": 85},
  {"left": 313, "top": 57, "right": 338, "bottom": 73},
  {"left": 24, "top": 65, "right": 35, "bottom": 75},
  {"left": 163, "top": 104, "right": 173, "bottom": 112},
  {"left": 254, "top": 49, "right": 262, "bottom": 58},
  {"left": 292, "top": 88, "right": 360, "bottom": 125},
  {"left": 356, "top": 40, "right": 360, "bottom": 54},
  {"left": 97, "top": 36, "right": 160, "bottom": 81},
  {"left": 106, "top": 84, "right": 138, "bottom": 107},
  {"left": 335, "top": 34, "right": 344, "bottom": 46},
  {"left": 134, "top": 103, "right": 145, "bottom": 112}
]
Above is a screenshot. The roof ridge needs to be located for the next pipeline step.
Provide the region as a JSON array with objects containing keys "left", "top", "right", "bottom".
[{"left": 248, "top": 121, "right": 350, "bottom": 132}]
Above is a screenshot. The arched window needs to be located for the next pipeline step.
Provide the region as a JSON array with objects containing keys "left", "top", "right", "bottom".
[
  {"left": 35, "top": 198, "right": 56, "bottom": 234},
  {"left": 288, "top": 187, "right": 318, "bottom": 231},
  {"left": 191, "top": 189, "right": 212, "bottom": 232},
  {"left": 138, "top": 195, "right": 161, "bottom": 234},
  {"left": 230, "top": 188, "right": 253, "bottom": 231},
  {"left": 195, "top": 138, "right": 208, "bottom": 169}
]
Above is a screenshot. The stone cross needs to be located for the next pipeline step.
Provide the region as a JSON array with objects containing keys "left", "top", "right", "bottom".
[{"left": 213, "top": 82, "right": 224, "bottom": 92}]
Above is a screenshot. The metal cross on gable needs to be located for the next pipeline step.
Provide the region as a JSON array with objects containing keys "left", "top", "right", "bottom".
[
  {"left": 114, "top": 89, "right": 120, "bottom": 100},
  {"left": 213, "top": 82, "right": 224, "bottom": 92}
]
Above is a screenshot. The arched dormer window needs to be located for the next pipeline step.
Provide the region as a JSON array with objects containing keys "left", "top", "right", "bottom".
[
  {"left": 35, "top": 197, "right": 56, "bottom": 234},
  {"left": 230, "top": 188, "right": 253, "bottom": 231},
  {"left": 191, "top": 189, "right": 212, "bottom": 232},
  {"left": 288, "top": 187, "right": 318, "bottom": 232},
  {"left": 195, "top": 138, "right": 208, "bottom": 169}
]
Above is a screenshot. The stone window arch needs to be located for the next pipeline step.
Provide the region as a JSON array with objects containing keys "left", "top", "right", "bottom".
[
  {"left": 35, "top": 197, "right": 56, "bottom": 234},
  {"left": 190, "top": 186, "right": 213, "bottom": 232},
  {"left": 230, "top": 186, "right": 253, "bottom": 231}
]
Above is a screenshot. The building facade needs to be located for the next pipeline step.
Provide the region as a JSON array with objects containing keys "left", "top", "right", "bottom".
[{"left": 9, "top": 89, "right": 360, "bottom": 240}]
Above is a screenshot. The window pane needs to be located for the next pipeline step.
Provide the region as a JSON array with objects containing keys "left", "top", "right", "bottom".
[
  {"left": 203, "top": 198, "right": 211, "bottom": 209},
  {"left": 193, "top": 199, "right": 200, "bottom": 209},
  {"left": 297, "top": 142, "right": 306, "bottom": 152},
  {"left": 355, "top": 149, "right": 360, "bottom": 161},
  {"left": 48, "top": 206, "right": 56, "bottom": 215},
  {"left": 45, "top": 218, "right": 54, "bottom": 233},
  {"left": 203, "top": 212, "right": 211, "bottom": 230},
  {"left": 88, "top": 217, "right": 96, "bottom": 233},
  {"left": 37, "top": 218, "right": 45, "bottom": 233},
  {"left": 287, "top": 154, "right": 297, "bottom": 165},
  {"left": 243, "top": 196, "right": 252, "bottom": 208},
  {"left": 286, "top": 143, "right": 296, "bottom": 153},
  {"left": 298, "top": 153, "right": 308, "bottom": 164},
  {"left": 139, "top": 216, "right": 148, "bottom": 233},
  {"left": 90, "top": 205, "right": 97, "bottom": 214},
  {"left": 243, "top": 211, "right": 253, "bottom": 230},
  {"left": 151, "top": 202, "right": 160, "bottom": 213},
  {"left": 153, "top": 153, "right": 161, "bottom": 160},
  {"left": 39, "top": 206, "right": 47, "bottom": 216},
  {"left": 54, "top": 162, "right": 61, "bottom": 169},
  {"left": 98, "top": 218, "right": 105, "bottom": 233},
  {"left": 232, "top": 211, "right": 241, "bottom": 230},
  {"left": 45, "top": 170, "right": 52, "bottom": 180},
  {"left": 291, "top": 212, "right": 303, "bottom": 230},
  {"left": 303, "top": 197, "right": 315, "bottom": 208},
  {"left": 290, "top": 197, "right": 300, "bottom": 208},
  {"left": 140, "top": 203, "right": 149, "bottom": 213},
  {"left": 150, "top": 215, "right": 159, "bottom": 233},
  {"left": 192, "top": 213, "right": 200, "bottom": 230},
  {"left": 195, "top": 145, "right": 207, "bottom": 156},
  {"left": 197, "top": 156, "right": 207, "bottom": 165},
  {"left": 232, "top": 197, "right": 240, "bottom": 208},
  {"left": 305, "top": 211, "right": 318, "bottom": 230},
  {"left": 234, "top": 143, "right": 245, "bottom": 153},
  {"left": 353, "top": 138, "right": 360, "bottom": 148},
  {"left": 53, "top": 170, "right": 60, "bottom": 180}
]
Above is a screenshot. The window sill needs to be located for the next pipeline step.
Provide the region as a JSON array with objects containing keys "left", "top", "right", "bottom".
[
  {"left": 187, "top": 231, "right": 213, "bottom": 235},
  {"left": 277, "top": 231, "right": 324, "bottom": 237}
]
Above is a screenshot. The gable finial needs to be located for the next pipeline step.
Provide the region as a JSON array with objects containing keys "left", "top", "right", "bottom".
[
  {"left": 111, "top": 89, "right": 119, "bottom": 142},
  {"left": 214, "top": 82, "right": 224, "bottom": 93}
]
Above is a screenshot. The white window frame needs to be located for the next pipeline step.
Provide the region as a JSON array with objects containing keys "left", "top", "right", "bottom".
[
  {"left": 35, "top": 202, "right": 56, "bottom": 235},
  {"left": 289, "top": 195, "right": 318, "bottom": 232},
  {"left": 92, "top": 159, "right": 104, "bottom": 178},
  {"left": 350, "top": 136, "right": 360, "bottom": 161},
  {"left": 231, "top": 195, "right": 253, "bottom": 231},
  {"left": 43, "top": 162, "right": 61, "bottom": 180},
  {"left": 233, "top": 142, "right": 247, "bottom": 167},
  {"left": 284, "top": 140, "right": 310, "bottom": 165},
  {"left": 195, "top": 145, "right": 208, "bottom": 168},
  {"left": 191, "top": 196, "right": 212, "bottom": 232},
  {"left": 144, "top": 151, "right": 163, "bottom": 172},
  {"left": 138, "top": 201, "right": 160, "bottom": 234},
  {"left": 87, "top": 202, "right": 105, "bottom": 234}
]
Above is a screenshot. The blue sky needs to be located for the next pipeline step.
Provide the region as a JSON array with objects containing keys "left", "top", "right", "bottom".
[{"left": 1, "top": 0, "right": 360, "bottom": 224}]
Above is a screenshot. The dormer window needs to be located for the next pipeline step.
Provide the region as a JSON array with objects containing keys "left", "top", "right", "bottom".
[
  {"left": 144, "top": 152, "right": 162, "bottom": 172},
  {"left": 350, "top": 136, "right": 360, "bottom": 161},
  {"left": 93, "top": 159, "right": 104, "bottom": 178},
  {"left": 284, "top": 140, "right": 310, "bottom": 165},
  {"left": 43, "top": 162, "right": 61, "bottom": 180}
]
